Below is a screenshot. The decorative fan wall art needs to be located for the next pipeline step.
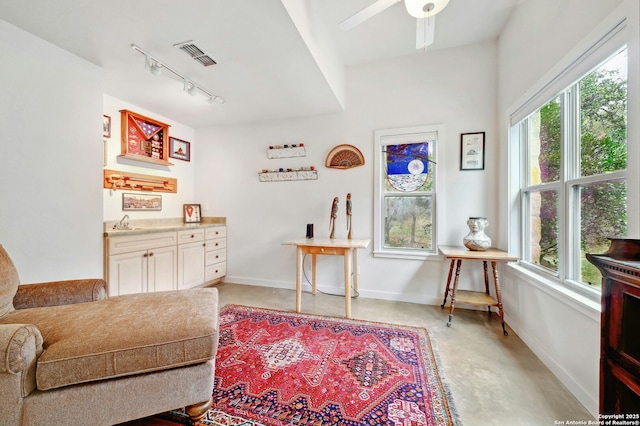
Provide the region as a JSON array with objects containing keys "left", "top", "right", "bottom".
[{"left": 325, "top": 144, "right": 365, "bottom": 169}]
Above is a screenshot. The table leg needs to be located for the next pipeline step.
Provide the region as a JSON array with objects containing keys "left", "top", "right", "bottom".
[
  {"left": 491, "top": 261, "right": 508, "bottom": 336},
  {"left": 446, "top": 259, "right": 462, "bottom": 327},
  {"left": 483, "top": 261, "right": 491, "bottom": 315},
  {"left": 296, "top": 247, "right": 303, "bottom": 313},
  {"left": 353, "top": 248, "right": 359, "bottom": 298},
  {"left": 311, "top": 253, "right": 317, "bottom": 295},
  {"left": 344, "top": 249, "right": 352, "bottom": 318},
  {"left": 441, "top": 259, "right": 455, "bottom": 308}
]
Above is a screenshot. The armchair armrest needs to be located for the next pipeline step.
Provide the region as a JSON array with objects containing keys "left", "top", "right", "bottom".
[
  {"left": 0, "top": 324, "right": 42, "bottom": 398},
  {"left": 13, "top": 279, "right": 107, "bottom": 310}
]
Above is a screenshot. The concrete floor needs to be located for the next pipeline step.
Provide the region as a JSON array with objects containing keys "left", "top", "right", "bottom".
[{"left": 215, "top": 282, "right": 595, "bottom": 425}]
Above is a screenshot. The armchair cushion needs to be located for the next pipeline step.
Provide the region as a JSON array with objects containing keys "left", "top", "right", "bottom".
[
  {"left": 0, "top": 288, "right": 219, "bottom": 391},
  {"left": 0, "top": 244, "right": 20, "bottom": 319},
  {"left": 13, "top": 279, "right": 107, "bottom": 309}
]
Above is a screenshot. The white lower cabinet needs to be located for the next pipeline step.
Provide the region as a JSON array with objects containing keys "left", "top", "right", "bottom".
[
  {"left": 105, "top": 225, "right": 226, "bottom": 295},
  {"left": 205, "top": 227, "right": 227, "bottom": 282},
  {"left": 177, "top": 229, "right": 206, "bottom": 290},
  {"left": 105, "top": 232, "right": 177, "bottom": 296}
]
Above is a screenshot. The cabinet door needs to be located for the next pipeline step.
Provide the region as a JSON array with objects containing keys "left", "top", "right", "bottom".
[
  {"left": 177, "top": 241, "right": 205, "bottom": 290},
  {"left": 148, "top": 245, "right": 177, "bottom": 293},
  {"left": 108, "top": 250, "right": 147, "bottom": 296}
]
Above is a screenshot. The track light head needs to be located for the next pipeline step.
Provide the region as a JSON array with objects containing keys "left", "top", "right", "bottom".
[
  {"left": 183, "top": 79, "right": 198, "bottom": 96},
  {"left": 144, "top": 55, "right": 162, "bottom": 76}
]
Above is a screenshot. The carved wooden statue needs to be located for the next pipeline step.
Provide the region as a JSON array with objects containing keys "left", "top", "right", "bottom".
[
  {"left": 329, "top": 197, "right": 339, "bottom": 239},
  {"left": 346, "top": 193, "right": 352, "bottom": 239}
]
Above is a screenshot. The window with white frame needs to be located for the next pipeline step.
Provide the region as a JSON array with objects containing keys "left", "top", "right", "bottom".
[
  {"left": 512, "top": 47, "right": 627, "bottom": 296},
  {"left": 374, "top": 125, "right": 441, "bottom": 260}
]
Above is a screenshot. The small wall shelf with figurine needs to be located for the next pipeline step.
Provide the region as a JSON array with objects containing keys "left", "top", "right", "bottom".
[
  {"left": 267, "top": 144, "right": 306, "bottom": 159},
  {"left": 118, "top": 109, "right": 173, "bottom": 166}
]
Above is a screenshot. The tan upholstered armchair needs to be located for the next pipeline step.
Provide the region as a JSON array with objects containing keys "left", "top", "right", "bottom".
[{"left": 0, "top": 244, "right": 219, "bottom": 425}]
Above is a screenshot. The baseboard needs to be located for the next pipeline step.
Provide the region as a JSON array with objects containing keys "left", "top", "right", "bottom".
[
  {"left": 224, "top": 275, "right": 442, "bottom": 305},
  {"left": 504, "top": 312, "right": 598, "bottom": 417}
]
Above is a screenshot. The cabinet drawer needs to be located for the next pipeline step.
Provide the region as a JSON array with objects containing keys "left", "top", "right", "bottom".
[
  {"left": 206, "top": 248, "right": 226, "bottom": 266},
  {"left": 205, "top": 238, "right": 226, "bottom": 251},
  {"left": 206, "top": 226, "right": 227, "bottom": 239},
  {"left": 108, "top": 231, "right": 177, "bottom": 255},
  {"left": 178, "top": 228, "right": 205, "bottom": 244},
  {"left": 306, "top": 246, "right": 340, "bottom": 255},
  {"left": 205, "top": 262, "right": 226, "bottom": 282}
]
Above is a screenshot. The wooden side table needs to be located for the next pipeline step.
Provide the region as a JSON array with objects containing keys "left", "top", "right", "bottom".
[
  {"left": 282, "top": 237, "right": 370, "bottom": 318},
  {"left": 438, "top": 245, "right": 519, "bottom": 335}
]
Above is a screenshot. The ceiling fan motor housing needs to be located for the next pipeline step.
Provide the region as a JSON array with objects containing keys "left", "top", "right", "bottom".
[{"left": 404, "top": 0, "right": 450, "bottom": 18}]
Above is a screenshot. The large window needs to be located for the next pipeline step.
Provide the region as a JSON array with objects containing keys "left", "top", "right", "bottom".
[
  {"left": 514, "top": 48, "right": 627, "bottom": 295},
  {"left": 374, "top": 125, "right": 441, "bottom": 259}
]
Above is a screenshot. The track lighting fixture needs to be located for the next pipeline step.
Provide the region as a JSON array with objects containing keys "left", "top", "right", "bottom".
[{"left": 132, "top": 44, "right": 225, "bottom": 105}]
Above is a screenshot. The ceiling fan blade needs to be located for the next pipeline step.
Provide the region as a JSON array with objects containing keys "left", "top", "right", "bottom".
[
  {"left": 416, "top": 16, "right": 436, "bottom": 50},
  {"left": 339, "top": 0, "right": 402, "bottom": 31}
]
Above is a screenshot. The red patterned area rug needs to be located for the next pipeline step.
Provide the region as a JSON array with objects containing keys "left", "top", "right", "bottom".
[{"left": 160, "top": 305, "right": 460, "bottom": 426}]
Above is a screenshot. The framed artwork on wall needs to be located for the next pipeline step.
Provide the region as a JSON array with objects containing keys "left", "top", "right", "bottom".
[
  {"left": 123, "top": 193, "right": 162, "bottom": 211},
  {"left": 460, "top": 132, "right": 485, "bottom": 171},
  {"left": 183, "top": 204, "right": 202, "bottom": 223},
  {"left": 169, "top": 137, "right": 191, "bottom": 161},
  {"left": 103, "top": 115, "right": 111, "bottom": 138}
]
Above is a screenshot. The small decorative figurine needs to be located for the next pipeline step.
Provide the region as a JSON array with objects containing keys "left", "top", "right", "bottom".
[
  {"left": 346, "top": 193, "right": 352, "bottom": 239},
  {"left": 463, "top": 217, "right": 492, "bottom": 251},
  {"left": 329, "top": 197, "right": 339, "bottom": 239}
]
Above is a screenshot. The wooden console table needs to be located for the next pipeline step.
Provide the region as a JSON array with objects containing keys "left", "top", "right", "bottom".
[
  {"left": 439, "top": 245, "right": 518, "bottom": 335},
  {"left": 282, "top": 238, "right": 370, "bottom": 318}
]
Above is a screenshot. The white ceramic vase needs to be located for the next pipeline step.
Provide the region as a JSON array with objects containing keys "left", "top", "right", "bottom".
[{"left": 463, "top": 217, "right": 491, "bottom": 251}]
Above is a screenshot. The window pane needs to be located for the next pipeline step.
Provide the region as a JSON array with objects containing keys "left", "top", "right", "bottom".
[
  {"left": 384, "top": 143, "right": 433, "bottom": 192},
  {"left": 580, "top": 49, "right": 627, "bottom": 177},
  {"left": 529, "top": 97, "right": 561, "bottom": 184},
  {"left": 527, "top": 190, "right": 558, "bottom": 272},
  {"left": 579, "top": 179, "right": 627, "bottom": 287},
  {"left": 384, "top": 196, "right": 433, "bottom": 250}
]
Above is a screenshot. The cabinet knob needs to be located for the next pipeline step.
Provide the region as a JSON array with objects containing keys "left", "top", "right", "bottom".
[
  {"left": 149, "top": 252, "right": 154, "bottom": 257},
  {"left": 215, "top": 255, "right": 219, "bottom": 259},
  {"left": 203, "top": 243, "right": 206, "bottom": 247},
  {"left": 215, "top": 242, "right": 219, "bottom": 246},
  {"left": 143, "top": 253, "right": 148, "bottom": 258},
  {"left": 190, "top": 234, "right": 195, "bottom": 238}
]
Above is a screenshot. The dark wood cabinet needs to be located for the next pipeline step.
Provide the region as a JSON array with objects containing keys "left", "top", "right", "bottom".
[{"left": 587, "top": 238, "right": 640, "bottom": 414}]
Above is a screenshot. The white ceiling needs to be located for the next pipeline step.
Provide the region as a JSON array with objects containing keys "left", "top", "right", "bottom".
[{"left": 0, "top": 0, "right": 519, "bottom": 128}]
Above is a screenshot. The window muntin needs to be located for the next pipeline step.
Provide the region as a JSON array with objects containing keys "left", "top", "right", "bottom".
[{"left": 515, "top": 48, "right": 627, "bottom": 293}]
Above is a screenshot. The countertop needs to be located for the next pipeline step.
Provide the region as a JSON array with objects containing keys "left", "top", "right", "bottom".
[{"left": 104, "top": 217, "right": 226, "bottom": 237}]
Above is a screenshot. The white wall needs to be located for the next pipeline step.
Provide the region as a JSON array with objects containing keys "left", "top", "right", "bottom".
[
  {"left": 497, "top": 0, "right": 638, "bottom": 416},
  {"left": 0, "top": 19, "right": 104, "bottom": 283},
  {"left": 102, "top": 95, "right": 197, "bottom": 223},
  {"left": 195, "top": 41, "right": 499, "bottom": 304}
]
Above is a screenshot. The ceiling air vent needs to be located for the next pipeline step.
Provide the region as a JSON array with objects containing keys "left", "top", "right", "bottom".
[{"left": 173, "top": 40, "right": 217, "bottom": 67}]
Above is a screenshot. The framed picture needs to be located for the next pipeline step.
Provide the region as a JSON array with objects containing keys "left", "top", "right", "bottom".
[
  {"left": 123, "top": 193, "right": 162, "bottom": 211},
  {"left": 183, "top": 204, "right": 202, "bottom": 223},
  {"left": 460, "top": 132, "right": 485, "bottom": 170},
  {"left": 170, "top": 137, "right": 191, "bottom": 162},
  {"left": 103, "top": 115, "right": 111, "bottom": 138}
]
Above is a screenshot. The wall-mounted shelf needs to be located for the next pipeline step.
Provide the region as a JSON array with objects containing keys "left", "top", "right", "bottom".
[
  {"left": 267, "top": 146, "right": 306, "bottom": 159},
  {"left": 104, "top": 169, "right": 177, "bottom": 193},
  {"left": 258, "top": 170, "right": 317, "bottom": 182},
  {"left": 119, "top": 109, "right": 173, "bottom": 166}
]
